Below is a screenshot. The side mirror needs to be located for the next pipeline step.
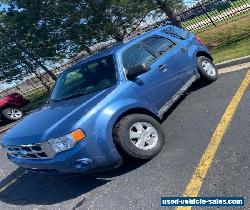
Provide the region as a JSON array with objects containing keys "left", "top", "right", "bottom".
[{"left": 127, "top": 63, "right": 148, "bottom": 80}]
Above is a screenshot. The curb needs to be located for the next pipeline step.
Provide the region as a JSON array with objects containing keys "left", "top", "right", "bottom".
[{"left": 216, "top": 55, "right": 250, "bottom": 69}]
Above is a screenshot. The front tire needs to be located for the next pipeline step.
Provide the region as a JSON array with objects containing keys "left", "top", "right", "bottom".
[
  {"left": 113, "top": 114, "right": 165, "bottom": 160},
  {"left": 197, "top": 56, "right": 218, "bottom": 83},
  {"left": 1, "top": 107, "right": 24, "bottom": 121}
]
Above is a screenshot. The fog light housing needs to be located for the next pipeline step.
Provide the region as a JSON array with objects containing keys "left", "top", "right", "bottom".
[{"left": 73, "top": 158, "right": 94, "bottom": 170}]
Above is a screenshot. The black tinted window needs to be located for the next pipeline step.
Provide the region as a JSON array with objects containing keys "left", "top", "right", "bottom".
[
  {"left": 141, "top": 35, "right": 175, "bottom": 55},
  {"left": 122, "top": 45, "right": 155, "bottom": 72}
]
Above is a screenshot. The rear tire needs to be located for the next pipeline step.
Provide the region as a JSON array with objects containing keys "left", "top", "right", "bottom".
[
  {"left": 1, "top": 107, "right": 24, "bottom": 121},
  {"left": 197, "top": 56, "right": 218, "bottom": 83},
  {"left": 113, "top": 114, "right": 165, "bottom": 160}
]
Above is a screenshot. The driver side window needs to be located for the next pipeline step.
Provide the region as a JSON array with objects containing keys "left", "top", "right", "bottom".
[{"left": 122, "top": 44, "right": 155, "bottom": 74}]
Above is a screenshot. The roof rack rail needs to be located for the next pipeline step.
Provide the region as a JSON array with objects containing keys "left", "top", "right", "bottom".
[{"left": 125, "top": 19, "right": 170, "bottom": 40}]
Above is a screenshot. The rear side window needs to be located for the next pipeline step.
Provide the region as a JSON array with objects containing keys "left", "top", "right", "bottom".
[
  {"left": 162, "top": 27, "right": 189, "bottom": 40},
  {"left": 122, "top": 44, "right": 155, "bottom": 72},
  {"left": 141, "top": 35, "right": 175, "bottom": 55}
]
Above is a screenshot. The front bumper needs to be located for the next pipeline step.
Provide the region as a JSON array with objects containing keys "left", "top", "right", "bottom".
[{"left": 6, "top": 134, "right": 122, "bottom": 173}]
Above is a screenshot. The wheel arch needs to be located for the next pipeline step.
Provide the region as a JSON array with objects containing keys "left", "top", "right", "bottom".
[
  {"left": 82, "top": 105, "right": 161, "bottom": 163},
  {"left": 0, "top": 104, "right": 15, "bottom": 113},
  {"left": 112, "top": 107, "right": 161, "bottom": 132},
  {"left": 196, "top": 51, "right": 213, "bottom": 61}
]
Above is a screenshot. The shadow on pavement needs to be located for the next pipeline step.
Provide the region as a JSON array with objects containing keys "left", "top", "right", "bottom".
[{"left": 0, "top": 161, "right": 145, "bottom": 206}]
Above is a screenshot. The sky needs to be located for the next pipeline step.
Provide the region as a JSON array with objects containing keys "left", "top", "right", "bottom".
[{"left": 0, "top": 3, "right": 10, "bottom": 11}]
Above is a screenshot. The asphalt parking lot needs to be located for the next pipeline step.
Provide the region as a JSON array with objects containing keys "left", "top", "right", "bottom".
[{"left": 0, "top": 69, "right": 249, "bottom": 210}]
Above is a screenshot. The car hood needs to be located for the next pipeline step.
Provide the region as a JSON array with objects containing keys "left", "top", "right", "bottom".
[{"left": 3, "top": 87, "right": 115, "bottom": 146}]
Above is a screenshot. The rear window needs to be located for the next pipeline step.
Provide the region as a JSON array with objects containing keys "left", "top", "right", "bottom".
[{"left": 141, "top": 35, "right": 175, "bottom": 55}]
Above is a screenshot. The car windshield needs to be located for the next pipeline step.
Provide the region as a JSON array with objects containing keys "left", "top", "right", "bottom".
[{"left": 50, "top": 55, "right": 117, "bottom": 101}]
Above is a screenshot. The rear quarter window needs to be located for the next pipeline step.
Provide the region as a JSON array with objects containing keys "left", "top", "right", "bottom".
[{"left": 162, "top": 27, "right": 190, "bottom": 40}]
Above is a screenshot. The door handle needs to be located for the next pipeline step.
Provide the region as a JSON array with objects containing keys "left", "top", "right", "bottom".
[
  {"left": 181, "top": 47, "right": 187, "bottom": 52},
  {"left": 159, "top": 64, "right": 168, "bottom": 72}
]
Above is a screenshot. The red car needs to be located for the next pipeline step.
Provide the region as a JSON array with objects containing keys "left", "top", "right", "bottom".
[{"left": 0, "top": 93, "right": 29, "bottom": 122}]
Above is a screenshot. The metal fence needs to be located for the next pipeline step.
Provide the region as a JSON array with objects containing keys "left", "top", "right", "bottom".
[{"left": 178, "top": 0, "right": 250, "bottom": 32}]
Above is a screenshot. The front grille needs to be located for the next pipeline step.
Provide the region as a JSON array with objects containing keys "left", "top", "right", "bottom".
[{"left": 4, "top": 142, "right": 56, "bottom": 159}]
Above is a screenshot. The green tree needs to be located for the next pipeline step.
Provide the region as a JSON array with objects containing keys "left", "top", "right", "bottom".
[
  {"left": 151, "top": 0, "right": 184, "bottom": 27},
  {"left": 82, "top": 0, "right": 153, "bottom": 41},
  {"left": 0, "top": 0, "right": 184, "bottom": 87},
  {"left": 0, "top": 1, "right": 67, "bottom": 80},
  {"left": 0, "top": 32, "right": 52, "bottom": 90}
]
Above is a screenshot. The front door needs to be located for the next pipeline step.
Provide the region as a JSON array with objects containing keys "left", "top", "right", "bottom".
[{"left": 140, "top": 35, "right": 194, "bottom": 106}]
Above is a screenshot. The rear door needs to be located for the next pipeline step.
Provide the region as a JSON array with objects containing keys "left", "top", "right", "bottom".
[{"left": 140, "top": 35, "right": 194, "bottom": 100}]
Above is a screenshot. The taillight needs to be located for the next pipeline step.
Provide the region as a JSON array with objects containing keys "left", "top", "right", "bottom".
[{"left": 196, "top": 36, "right": 206, "bottom": 45}]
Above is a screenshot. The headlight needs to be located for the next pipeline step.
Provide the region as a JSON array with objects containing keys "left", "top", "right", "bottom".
[{"left": 48, "top": 129, "right": 85, "bottom": 153}]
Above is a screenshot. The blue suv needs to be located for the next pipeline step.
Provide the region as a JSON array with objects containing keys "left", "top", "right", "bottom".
[{"left": 2, "top": 25, "right": 218, "bottom": 173}]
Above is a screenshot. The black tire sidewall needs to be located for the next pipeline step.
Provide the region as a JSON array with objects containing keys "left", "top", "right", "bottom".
[
  {"left": 197, "top": 56, "right": 218, "bottom": 82},
  {"left": 113, "top": 114, "right": 165, "bottom": 160}
]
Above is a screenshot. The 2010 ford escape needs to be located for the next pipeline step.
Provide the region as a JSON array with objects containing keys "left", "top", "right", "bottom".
[{"left": 2, "top": 25, "right": 218, "bottom": 173}]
